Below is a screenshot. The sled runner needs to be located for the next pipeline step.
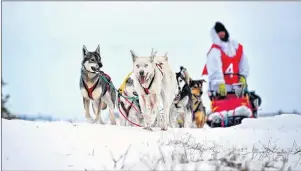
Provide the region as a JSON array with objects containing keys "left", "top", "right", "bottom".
[{"left": 205, "top": 73, "right": 262, "bottom": 128}]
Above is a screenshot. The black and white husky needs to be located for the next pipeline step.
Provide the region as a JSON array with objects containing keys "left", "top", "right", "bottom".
[
  {"left": 79, "top": 45, "right": 117, "bottom": 125},
  {"left": 169, "top": 66, "right": 193, "bottom": 128}
]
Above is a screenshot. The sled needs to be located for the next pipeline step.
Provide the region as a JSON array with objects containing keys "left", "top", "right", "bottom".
[{"left": 204, "top": 74, "right": 262, "bottom": 128}]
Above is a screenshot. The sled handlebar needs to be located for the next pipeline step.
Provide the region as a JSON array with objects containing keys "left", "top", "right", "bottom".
[
  {"left": 223, "top": 73, "right": 247, "bottom": 84},
  {"left": 207, "top": 73, "right": 249, "bottom": 99}
]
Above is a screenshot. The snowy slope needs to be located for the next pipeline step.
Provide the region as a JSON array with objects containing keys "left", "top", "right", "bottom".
[{"left": 2, "top": 114, "right": 301, "bottom": 171}]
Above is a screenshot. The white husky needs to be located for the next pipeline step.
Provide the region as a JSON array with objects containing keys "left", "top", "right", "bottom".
[{"left": 130, "top": 49, "right": 178, "bottom": 131}]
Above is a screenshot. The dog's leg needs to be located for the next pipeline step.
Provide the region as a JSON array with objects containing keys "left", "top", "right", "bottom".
[
  {"left": 92, "top": 100, "right": 105, "bottom": 124},
  {"left": 184, "top": 108, "right": 192, "bottom": 128},
  {"left": 109, "top": 108, "right": 117, "bottom": 125},
  {"left": 197, "top": 103, "right": 206, "bottom": 128},
  {"left": 92, "top": 101, "right": 97, "bottom": 116},
  {"left": 160, "top": 91, "right": 169, "bottom": 131},
  {"left": 121, "top": 116, "right": 126, "bottom": 126},
  {"left": 83, "top": 98, "right": 93, "bottom": 123},
  {"left": 149, "top": 94, "right": 159, "bottom": 127},
  {"left": 107, "top": 98, "right": 117, "bottom": 125},
  {"left": 169, "top": 105, "right": 178, "bottom": 128},
  {"left": 119, "top": 110, "right": 126, "bottom": 126},
  {"left": 139, "top": 95, "right": 147, "bottom": 127},
  {"left": 118, "top": 100, "right": 126, "bottom": 126},
  {"left": 140, "top": 95, "right": 153, "bottom": 131},
  {"left": 128, "top": 110, "right": 139, "bottom": 127}
]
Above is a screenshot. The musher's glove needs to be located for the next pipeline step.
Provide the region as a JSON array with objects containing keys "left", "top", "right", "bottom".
[
  {"left": 218, "top": 83, "right": 227, "bottom": 97},
  {"left": 239, "top": 76, "right": 246, "bottom": 88}
]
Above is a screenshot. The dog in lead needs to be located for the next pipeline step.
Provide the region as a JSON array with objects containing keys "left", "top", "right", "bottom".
[
  {"left": 79, "top": 45, "right": 117, "bottom": 125},
  {"left": 130, "top": 49, "right": 178, "bottom": 131}
]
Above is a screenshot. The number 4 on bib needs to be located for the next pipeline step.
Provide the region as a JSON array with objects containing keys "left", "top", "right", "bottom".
[{"left": 225, "top": 63, "right": 234, "bottom": 77}]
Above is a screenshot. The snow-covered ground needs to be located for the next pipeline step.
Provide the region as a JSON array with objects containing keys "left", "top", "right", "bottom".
[{"left": 2, "top": 114, "right": 301, "bottom": 171}]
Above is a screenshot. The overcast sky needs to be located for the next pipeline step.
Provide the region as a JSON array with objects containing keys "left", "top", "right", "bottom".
[{"left": 2, "top": 1, "right": 301, "bottom": 119}]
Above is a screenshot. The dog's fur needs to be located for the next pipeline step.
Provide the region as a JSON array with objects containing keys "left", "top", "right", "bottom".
[
  {"left": 118, "top": 77, "right": 143, "bottom": 126},
  {"left": 169, "top": 66, "right": 193, "bottom": 128},
  {"left": 189, "top": 79, "right": 207, "bottom": 128},
  {"left": 130, "top": 49, "right": 178, "bottom": 131},
  {"left": 79, "top": 45, "right": 117, "bottom": 124}
]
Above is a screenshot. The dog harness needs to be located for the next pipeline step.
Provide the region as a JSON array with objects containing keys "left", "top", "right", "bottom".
[
  {"left": 100, "top": 72, "right": 112, "bottom": 96},
  {"left": 82, "top": 78, "right": 100, "bottom": 99},
  {"left": 82, "top": 72, "right": 112, "bottom": 100},
  {"left": 118, "top": 91, "right": 141, "bottom": 117},
  {"left": 202, "top": 43, "right": 243, "bottom": 85}
]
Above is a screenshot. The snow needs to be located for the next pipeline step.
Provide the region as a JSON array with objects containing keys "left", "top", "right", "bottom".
[{"left": 2, "top": 114, "right": 301, "bottom": 170}]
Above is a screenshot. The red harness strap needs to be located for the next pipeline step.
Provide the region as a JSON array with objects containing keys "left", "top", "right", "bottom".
[
  {"left": 156, "top": 63, "right": 163, "bottom": 75},
  {"left": 82, "top": 78, "right": 100, "bottom": 99}
]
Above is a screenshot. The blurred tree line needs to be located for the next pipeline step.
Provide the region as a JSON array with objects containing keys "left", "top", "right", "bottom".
[{"left": 2, "top": 79, "right": 17, "bottom": 119}]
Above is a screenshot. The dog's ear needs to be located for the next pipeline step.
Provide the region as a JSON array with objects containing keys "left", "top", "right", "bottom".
[
  {"left": 150, "top": 55, "right": 155, "bottom": 63},
  {"left": 163, "top": 52, "right": 168, "bottom": 61},
  {"left": 150, "top": 48, "right": 155, "bottom": 56},
  {"left": 164, "top": 52, "right": 168, "bottom": 57},
  {"left": 83, "top": 45, "right": 88, "bottom": 57},
  {"left": 95, "top": 44, "right": 100, "bottom": 54},
  {"left": 150, "top": 49, "right": 157, "bottom": 63},
  {"left": 151, "top": 49, "right": 158, "bottom": 56},
  {"left": 189, "top": 80, "right": 194, "bottom": 87},
  {"left": 196, "top": 79, "right": 206, "bottom": 88},
  {"left": 126, "top": 77, "right": 133, "bottom": 85},
  {"left": 130, "top": 50, "right": 138, "bottom": 62},
  {"left": 188, "top": 77, "right": 193, "bottom": 85},
  {"left": 180, "top": 66, "right": 186, "bottom": 72}
]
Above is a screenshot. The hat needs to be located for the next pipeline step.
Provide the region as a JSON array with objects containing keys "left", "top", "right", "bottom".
[{"left": 214, "top": 22, "right": 229, "bottom": 42}]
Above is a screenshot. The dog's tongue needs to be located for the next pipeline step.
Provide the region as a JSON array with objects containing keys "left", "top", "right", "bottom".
[{"left": 140, "top": 76, "right": 145, "bottom": 84}]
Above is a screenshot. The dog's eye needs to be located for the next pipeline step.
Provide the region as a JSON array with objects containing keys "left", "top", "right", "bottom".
[
  {"left": 90, "top": 58, "right": 95, "bottom": 62},
  {"left": 144, "top": 64, "right": 148, "bottom": 67},
  {"left": 136, "top": 64, "right": 140, "bottom": 68}
]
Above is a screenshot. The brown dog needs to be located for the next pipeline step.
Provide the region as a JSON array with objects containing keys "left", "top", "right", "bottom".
[{"left": 189, "top": 79, "right": 207, "bottom": 128}]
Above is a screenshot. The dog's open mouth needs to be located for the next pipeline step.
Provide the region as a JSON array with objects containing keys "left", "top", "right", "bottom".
[
  {"left": 91, "top": 66, "right": 97, "bottom": 72},
  {"left": 91, "top": 66, "right": 101, "bottom": 73},
  {"left": 139, "top": 76, "right": 146, "bottom": 84}
]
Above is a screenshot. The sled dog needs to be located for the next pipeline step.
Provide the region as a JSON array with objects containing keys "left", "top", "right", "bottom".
[
  {"left": 169, "top": 66, "right": 193, "bottom": 128},
  {"left": 118, "top": 77, "right": 143, "bottom": 126},
  {"left": 79, "top": 45, "right": 117, "bottom": 125},
  {"left": 130, "top": 49, "right": 178, "bottom": 131},
  {"left": 189, "top": 79, "right": 207, "bottom": 128}
]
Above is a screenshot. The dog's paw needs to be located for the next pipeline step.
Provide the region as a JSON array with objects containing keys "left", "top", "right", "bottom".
[
  {"left": 161, "top": 127, "right": 168, "bottom": 131},
  {"left": 87, "top": 119, "right": 94, "bottom": 124},
  {"left": 94, "top": 119, "right": 105, "bottom": 125},
  {"left": 86, "top": 116, "right": 93, "bottom": 123},
  {"left": 143, "top": 127, "right": 153, "bottom": 131}
]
